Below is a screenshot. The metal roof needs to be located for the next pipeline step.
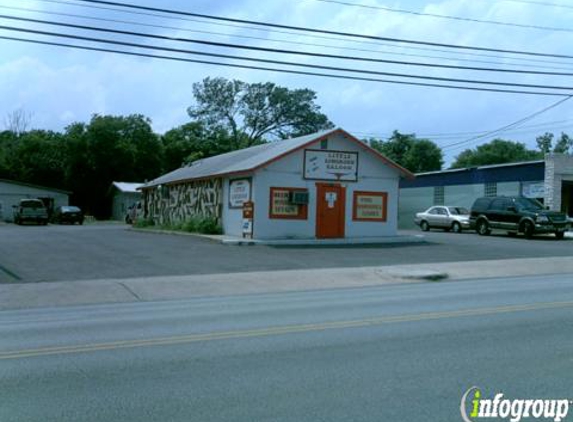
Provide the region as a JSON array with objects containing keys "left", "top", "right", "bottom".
[
  {"left": 111, "top": 182, "right": 144, "bottom": 193},
  {"left": 0, "top": 178, "right": 72, "bottom": 194},
  {"left": 143, "top": 128, "right": 412, "bottom": 188}
]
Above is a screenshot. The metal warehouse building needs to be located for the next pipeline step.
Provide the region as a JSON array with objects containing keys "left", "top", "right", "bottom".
[
  {"left": 142, "top": 128, "right": 413, "bottom": 240},
  {"left": 399, "top": 154, "right": 573, "bottom": 229},
  {"left": 0, "top": 179, "right": 70, "bottom": 222}
]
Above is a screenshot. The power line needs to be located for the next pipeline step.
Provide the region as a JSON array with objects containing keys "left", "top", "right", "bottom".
[
  {"left": 0, "top": 34, "right": 569, "bottom": 97},
  {"left": 34, "top": 0, "right": 573, "bottom": 70},
  {"left": 307, "top": 0, "right": 573, "bottom": 33},
  {"left": 499, "top": 0, "right": 573, "bottom": 9},
  {"left": 352, "top": 121, "right": 573, "bottom": 141},
  {"left": 441, "top": 96, "right": 573, "bottom": 150},
  {"left": 6, "top": 5, "right": 573, "bottom": 72},
  {"left": 2, "top": 23, "right": 572, "bottom": 93},
  {"left": 3, "top": 14, "right": 573, "bottom": 79},
  {"left": 52, "top": 0, "right": 573, "bottom": 59}
]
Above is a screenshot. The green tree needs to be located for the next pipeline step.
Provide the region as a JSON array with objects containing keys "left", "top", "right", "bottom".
[
  {"left": 0, "top": 130, "right": 17, "bottom": 178},
  {"left": 536, "top": 132, "right": 572, "bottom": 154},
  {"left": 451, "top": 139, "right": 541, "bottom": 168},
  {"left": 64, "top": 114, "right": 163, "bottom": 218},
  {"left": 5, "top": 130, "right": 68, "bottom": 188},
  {"left": 369, "top": 130, "right": 443, "bottom": 173},
  {"left": 162, "top": 122, "right": 240, "bottom": 171},
  {"left": 188, "top": 77, "right": 333, "bottom": 148}
]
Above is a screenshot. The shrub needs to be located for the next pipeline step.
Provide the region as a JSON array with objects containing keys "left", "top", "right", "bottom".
[{"left": 134, "top": 218, "right": 155, "bottom": 228}]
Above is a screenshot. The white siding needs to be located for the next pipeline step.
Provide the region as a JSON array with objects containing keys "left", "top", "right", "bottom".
[
  {"left": 0, "top": 181, "right": 69, "bottom": 222},
  {"left": 250, "top": 133, "right": 401, "bottom": 239}
]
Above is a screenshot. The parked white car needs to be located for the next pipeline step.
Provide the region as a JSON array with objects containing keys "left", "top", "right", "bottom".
[{"left": 414, "top": 205, "right": 470, "bottom": 233}]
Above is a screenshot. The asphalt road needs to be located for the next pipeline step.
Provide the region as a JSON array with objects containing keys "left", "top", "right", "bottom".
[
  {"left": 1, "top": 273, "right": 573, "bottom": 422},
  {"left": 0, "top": 223, "right": 572, "bottom": 283}
]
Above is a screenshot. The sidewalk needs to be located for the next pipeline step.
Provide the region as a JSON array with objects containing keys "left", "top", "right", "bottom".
[
  {"left": 2, "top": 256, "right": 573, "bottom": 311},
  {"left": 131, "top": 227, "right": 425, "bottom": 245}
]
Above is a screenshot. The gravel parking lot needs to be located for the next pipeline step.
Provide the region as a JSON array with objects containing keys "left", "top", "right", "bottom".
[{"left": 0, "top": 223, "right": 571, "bottom": 283}]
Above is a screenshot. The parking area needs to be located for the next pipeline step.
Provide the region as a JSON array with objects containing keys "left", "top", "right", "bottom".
[{"left": 0, "top": 223, "right": 571, "bottom": 283}]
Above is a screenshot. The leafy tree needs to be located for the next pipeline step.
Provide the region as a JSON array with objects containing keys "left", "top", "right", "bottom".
[
  {"left": 5, "top": 130, "right": 68, "bottom": 188},
  {"left": 451, "top": 139, "right": 541, "bottom": 168},
  {"left": 64, "top": 114, "right": 163, "bottom": 218},
  {"left": 369, "top": 130, "right": 443, "bottom": 173},
  {"left": 536, "top": 132, "right": 572, "bottom": 154},
  {"left": 0, "top": 130, "right": 17, "bottom": 178},
  {"left": 162, "top": 122, "right": 241, "bottom": 171},
  {"left": 188, "top": 77, "right": 333, "bottom": 148}
]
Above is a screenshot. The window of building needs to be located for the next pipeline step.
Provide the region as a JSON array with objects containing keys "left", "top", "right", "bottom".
[
  {"left": 433, "top": 186, "right": 444, "bottom": 205},
  {"left": 352, "top": 191, "right": 388, "bottom": 222},
  {"left": 269, "top": 187, "right": 308, "bottom": 219},
  {"left": 484, "top": 182, "right": 497, "bottom": 197}
]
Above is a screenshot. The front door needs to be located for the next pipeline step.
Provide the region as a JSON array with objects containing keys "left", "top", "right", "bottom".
[{"left": 316, "top": 184, "right": 345, "bottom": 238}]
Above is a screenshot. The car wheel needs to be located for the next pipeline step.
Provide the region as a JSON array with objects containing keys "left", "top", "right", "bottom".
[
  {"left": 420, "top": 221, "right": 430, "bottom": 232},
  {"left": 522, "top": 221, "right": 534, "bottom": 239},
  {"left": 452, "top": 222, "right": 462, "bottom": 233},
  {"left": 555, "top": 231, "right": 565, "bottom": 240},
  {"left": 476, "top": 220, "right": 491, "bottom": 236}
]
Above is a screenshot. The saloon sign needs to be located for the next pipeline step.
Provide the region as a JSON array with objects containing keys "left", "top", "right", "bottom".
[{"left": 304, "top": 150, "right": 358, "bottom": 181}]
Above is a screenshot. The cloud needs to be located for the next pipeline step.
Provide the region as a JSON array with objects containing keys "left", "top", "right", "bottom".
[{"left": 1, "top": 0, "right": 572, "bottom": 166}]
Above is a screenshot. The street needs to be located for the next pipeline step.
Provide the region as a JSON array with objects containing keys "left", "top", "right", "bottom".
[
  {"left": 1, "top": 273, "right": 572, "bottom": 422},
  {"left": 0, "top": 223, "right": 571, "bottom": 283}
]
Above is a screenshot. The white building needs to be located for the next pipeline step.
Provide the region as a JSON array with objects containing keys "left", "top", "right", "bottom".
[
  {"left": 109, "top": 182, "right": 143, "bottom": 221},
  {"left": 0, "top": 179, "right": 70, "bottom": 222},
  {"left": 142, "top": 128, "right": 413, "bottom": 240}
]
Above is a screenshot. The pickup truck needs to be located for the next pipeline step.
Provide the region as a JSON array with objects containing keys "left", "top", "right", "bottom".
[{"left": 13, "top": 199, "right": 49, "bottom": 225}]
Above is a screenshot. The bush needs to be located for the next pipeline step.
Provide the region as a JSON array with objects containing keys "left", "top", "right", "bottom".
[
  {"left": 133, "top": 218, "right": 155, "bottom": 228},
  {"left": 181, "top": 216, "right": 222, "bottom": 234}
]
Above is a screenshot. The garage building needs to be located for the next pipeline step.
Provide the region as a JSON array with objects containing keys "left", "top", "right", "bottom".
[
  {"left": 142, "top": 128, "right": 413, "bottom": 240},
  {"left": 399, "top": 154, "right": 573, "bottom": 229},
  {"left": 0, "top": 179, "right": 70, "bottom": 222},
  {"left": 109, "top": 182, "right": 143, "bottom": 221}
]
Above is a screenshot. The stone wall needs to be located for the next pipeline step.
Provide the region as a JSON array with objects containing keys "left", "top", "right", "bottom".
[
  {"left": 143, "top": 178, "right": 222, "bottom": 225},
  {"left": 544, "top": 154, "right": 573, "bottom": 211}
]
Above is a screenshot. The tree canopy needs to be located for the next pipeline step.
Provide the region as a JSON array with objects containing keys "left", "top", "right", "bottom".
[
  {"left": 188, "top": 77, "right": 333, "bottom": 148},
  {"left": 369, "top": 131, "right": 443, "bottom": 173},
  {"left": 451, "top": 139, "right": 542, "bottom": 168},
  {"left": 536, "top": 132, "right": 572, "bottom": 155}
]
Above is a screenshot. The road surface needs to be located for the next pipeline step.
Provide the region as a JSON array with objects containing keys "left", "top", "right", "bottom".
[{"left": 1, "top": 273, "right": 573, "bottom": 421}]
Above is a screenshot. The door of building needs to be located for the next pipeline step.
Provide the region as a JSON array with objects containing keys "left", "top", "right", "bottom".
[{"left": 316, "top": 184, "right": 345, "bottom": 238}]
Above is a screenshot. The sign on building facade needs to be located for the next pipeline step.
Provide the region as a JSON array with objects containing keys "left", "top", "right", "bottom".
[{"left": 304, "top": 150, "right": 358, "bottom": 181}]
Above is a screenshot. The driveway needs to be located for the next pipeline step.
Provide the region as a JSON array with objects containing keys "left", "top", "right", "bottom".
[{"left": 0, "top": 223, "right": 571, "bottom": 283}]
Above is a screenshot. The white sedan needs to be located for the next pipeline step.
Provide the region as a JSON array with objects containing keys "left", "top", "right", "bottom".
[{"left": 414, "top": 206, "right": 471, "bottom": 233}]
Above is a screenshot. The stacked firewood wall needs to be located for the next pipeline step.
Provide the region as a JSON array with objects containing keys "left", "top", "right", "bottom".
[{"left": 143, "top": 178, "right": 222, "bottom": 225}]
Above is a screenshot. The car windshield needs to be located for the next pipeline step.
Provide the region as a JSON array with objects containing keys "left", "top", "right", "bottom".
[
  {"left": 21, "top": 200, "right": 44, "bottom": 208},
  {"left": 515, "top": 197, "right": 544, "bottom": 211},
  {"left": 448, "top": 207, "right": 469, "bottom": 215},
  {"left": 62, "top": 206, "right": 81, "bottom": 212}
]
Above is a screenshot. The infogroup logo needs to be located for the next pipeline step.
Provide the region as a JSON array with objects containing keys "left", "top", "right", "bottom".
[{"left": 460, "top": 387, "right": 571, "bottom": 422}]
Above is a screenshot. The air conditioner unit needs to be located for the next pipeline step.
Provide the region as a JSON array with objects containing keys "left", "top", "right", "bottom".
[{"left": 288, "top": 191, "right": 309, "bottom": 205}]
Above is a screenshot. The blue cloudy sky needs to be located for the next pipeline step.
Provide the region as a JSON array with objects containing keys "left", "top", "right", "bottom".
[{"left": 1, "top": 0, "right": 572, "bottom": 164}]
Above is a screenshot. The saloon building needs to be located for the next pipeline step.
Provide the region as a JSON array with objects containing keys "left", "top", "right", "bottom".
[{"left": 142, "top": 128, "right": 413, "bottom": 240}]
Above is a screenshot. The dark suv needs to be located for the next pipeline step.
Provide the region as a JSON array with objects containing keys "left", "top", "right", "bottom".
[{"left": 470, "top": 196, "right": 569, "bottom": 239}]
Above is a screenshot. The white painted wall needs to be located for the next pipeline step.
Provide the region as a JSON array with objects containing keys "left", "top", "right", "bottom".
[
  {"left": 248, "top": 133, "right": 401, "bottom": 239},
  {"left": 0, "top": 181, "right": 69, "bottom": 222},
  {"left": 111, "top": 191, "right": 141, "bottom": 221},
  {"left": 398, "top": 187, "right": 434, "bottom": 229},
  {"left": 497, "top": 182, "right": 521, "bottom": 197}
]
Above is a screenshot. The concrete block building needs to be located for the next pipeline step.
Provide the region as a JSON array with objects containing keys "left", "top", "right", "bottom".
[
  {"left": 399, "top": 154, "right": 573, "bottom": 229},
  {"left": 142, "top": 128, "right": 413, "bottom": 240}
]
